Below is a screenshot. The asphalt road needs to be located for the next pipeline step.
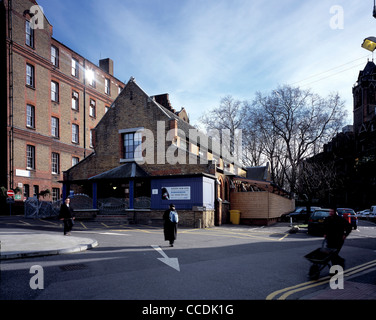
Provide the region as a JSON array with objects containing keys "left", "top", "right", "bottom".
[{"left": 1, "top": 217, "right": 375, "bottom": 307}]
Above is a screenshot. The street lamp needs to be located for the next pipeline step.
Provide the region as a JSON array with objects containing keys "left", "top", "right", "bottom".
[{"left": 361, "top": 36, "right": 376, "bottom": 52}]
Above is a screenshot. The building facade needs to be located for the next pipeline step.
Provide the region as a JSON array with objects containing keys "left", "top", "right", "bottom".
[
  {"left": 63, "top": 78, "right": 294, "bottom": 227},
  {"left": 0, "top": 0, "right": 125, "bottom": 205}
]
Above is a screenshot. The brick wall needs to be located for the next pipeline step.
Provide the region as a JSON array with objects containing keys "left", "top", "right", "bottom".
[
  {"left": 230, "top": 191, "right": 294, "bottom": 225},
  {"left": 2, "top": 0, "right": 124, "bottom": 201}
]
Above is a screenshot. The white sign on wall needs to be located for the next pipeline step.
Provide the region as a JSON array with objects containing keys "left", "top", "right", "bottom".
[{"left": 162, "top": 186, "right": 191, "bottom": 200}]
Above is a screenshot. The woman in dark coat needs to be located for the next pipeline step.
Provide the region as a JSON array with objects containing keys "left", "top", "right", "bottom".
[
  {"left": 59, "top": 198, "right": 75, "bottom": 235},
  {"left": 163, "top": 204, "right": 178, "bottom": 247}
]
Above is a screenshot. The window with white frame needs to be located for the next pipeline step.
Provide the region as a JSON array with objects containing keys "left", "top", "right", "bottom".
[
  {"left": 25, "top": 20, "right": 34, "bottom": 47},
  {"left": 123, "top": 131, "right": 142, "bottom": 160},
  {"left": 90, "top": 129, "right": 95, "bottom": 148},
  {"left": 51, "top": 117, "right": 59, "bottom": 138},
  {"left": 105, "top": 78, "right": 110, "bottom": 95},
  {"left": 71, "top": 58, "right": 79, "bottom": 77},
  {"left": 89, "top": 99, "right": 96, "bottom": 117},
  {"left": 72, "top": 91, "right": 79, "bottom": 110},
  {"left": 52, "top": 152, "right": 60, "bottom": 174},
  {"left": 72, "top": 157, "right": 79, "bottom": 167},
  {"left": 72, "top": 124, "right": 79, "bottom": 143},
  {"left": 51, "top": 81, "right": 59, "bottom": 102},
  {"left": 26, "top": 64, "right": 34, "bottom": 87},
  {"left": 26, "top": 104, "right": 35, "bottom": 128},
  {"left": 51, "top": 45, "right": 59, "bottom": 67},
  {"left": 26, "top": 145, "right": 35, "bottom": 170}
]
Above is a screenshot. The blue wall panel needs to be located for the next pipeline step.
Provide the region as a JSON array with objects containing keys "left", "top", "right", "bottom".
[{"left": 151, "top": 176, "right": 205, "bottom": 210}]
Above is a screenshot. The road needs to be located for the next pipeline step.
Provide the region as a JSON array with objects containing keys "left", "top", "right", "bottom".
[{"left": 1, "top": 217, "right": 375, "bottom": 306}]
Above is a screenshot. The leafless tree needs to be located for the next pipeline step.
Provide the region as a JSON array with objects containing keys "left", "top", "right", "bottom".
[{"left": 245, "top": 85, "right": 347, "bottom": 195}]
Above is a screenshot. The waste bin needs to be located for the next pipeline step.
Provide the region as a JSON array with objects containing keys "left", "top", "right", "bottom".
[{"left": 229, "top": 210, "right": 241, "bottom": 225}]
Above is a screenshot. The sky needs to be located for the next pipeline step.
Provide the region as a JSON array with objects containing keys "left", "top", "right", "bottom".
[{"left": 37, "top": 0, "right": 376, "bottom": 126}]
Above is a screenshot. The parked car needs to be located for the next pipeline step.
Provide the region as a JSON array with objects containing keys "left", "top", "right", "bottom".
[
  {"left": 337, "top": 208, "right": 358, "bottom": 230},
  {"left": 357, "top": 209, "right": 370, "bottom": 218},
  {"left": 288, "top": 206, "right": 321, "bottom": 222},
  {"left": 308, "top": 209, "right": 330, "bottom": 235}
]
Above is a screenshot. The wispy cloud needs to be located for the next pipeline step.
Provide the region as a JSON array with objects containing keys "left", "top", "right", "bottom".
[{"left": 40, "top": 0, "right": 376, "bottom": 124}]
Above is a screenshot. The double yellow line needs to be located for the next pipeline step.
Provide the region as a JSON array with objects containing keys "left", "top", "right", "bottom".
[{"left": 266, "top": 259, "right": 376, "bottom": 300}]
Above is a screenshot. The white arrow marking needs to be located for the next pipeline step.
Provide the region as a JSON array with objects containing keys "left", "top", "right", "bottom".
[{"left": 151, "top": 245, "right": 180, "bottom": 272}]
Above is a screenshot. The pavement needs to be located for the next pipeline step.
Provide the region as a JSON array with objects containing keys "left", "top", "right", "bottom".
[{"left": 0, "top": 228, "right": 98, "bottom": 260}]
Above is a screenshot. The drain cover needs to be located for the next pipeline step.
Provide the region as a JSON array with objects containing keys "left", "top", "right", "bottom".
[{"left": 59, "top": 264, "right": 88, "bottom": 271}]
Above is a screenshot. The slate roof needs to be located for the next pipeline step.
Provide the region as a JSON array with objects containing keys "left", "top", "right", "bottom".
[{"left": 88, "top": 162, "right": 149, "bottom": 180}]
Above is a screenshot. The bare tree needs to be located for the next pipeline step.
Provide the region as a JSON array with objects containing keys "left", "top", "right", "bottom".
[
  {"left": 199, "top": 95, "right": 247, "bottom": 162},
  {"left": 245, "top": 85, "right": 347, "bottom": 195}
]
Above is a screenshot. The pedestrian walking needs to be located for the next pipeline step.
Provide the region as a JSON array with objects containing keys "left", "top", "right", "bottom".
[
  {"left": 323, "top": 208, "right": 352, "bottom": 267},
  {"left": 59, "top": 198, "right": 75, "bottom": 235},
  {"left": 163, "top": 204, "right": 178, "bottom": 247}
]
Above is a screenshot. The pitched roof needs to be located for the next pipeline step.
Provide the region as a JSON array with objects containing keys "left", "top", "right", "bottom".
[{"left": 88, "top": 162, "right": 149, "bottom": 180}]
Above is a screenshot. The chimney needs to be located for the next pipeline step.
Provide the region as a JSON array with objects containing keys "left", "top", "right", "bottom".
[
  {"left": 153, "top": 93, "right": 173, "bottom": 112},
  {"left": 99, "top": 58, "right": 114, "bottom": 76}
]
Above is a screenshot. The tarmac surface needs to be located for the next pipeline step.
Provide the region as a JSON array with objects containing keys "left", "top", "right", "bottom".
[{"left": 1, "top": 216, "right": 375, "bottom": 301}]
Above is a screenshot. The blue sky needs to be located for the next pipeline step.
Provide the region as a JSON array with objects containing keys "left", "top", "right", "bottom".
[{"left": 38, "top": 0, "right": 376, "bottom": 125}]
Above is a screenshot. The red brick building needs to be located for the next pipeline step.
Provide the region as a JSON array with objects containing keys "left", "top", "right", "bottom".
[{"left": 0, "top": 0, "right": 124, "bottom": 204}]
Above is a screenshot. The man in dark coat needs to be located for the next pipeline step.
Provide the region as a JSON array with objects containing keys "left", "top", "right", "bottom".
[
  {"left": 163, "top": 204, "right": 178, "bottom": 247},
  {"left": 323, "top": 208, "right": 352, "bottom": 267},
  {"left": 59, "top": 198, "right": 75, "bottom": 235}
]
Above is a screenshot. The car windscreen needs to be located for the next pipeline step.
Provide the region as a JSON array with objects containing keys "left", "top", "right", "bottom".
[{"left": 311, "top": 211, "right": 330, "bottom": 218}]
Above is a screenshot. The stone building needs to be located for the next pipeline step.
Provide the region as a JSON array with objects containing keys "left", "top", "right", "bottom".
[{"left": 0, "top": 0, "right": 125, "bottom": 205}]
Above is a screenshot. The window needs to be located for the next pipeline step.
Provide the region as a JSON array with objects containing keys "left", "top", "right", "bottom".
[
  {"left": 51, "top": 117, "right": 59, "bottom": 138},
  {"left": 105, "top": 105, "right": 110, "bottom": 113},
  {"left": 26, "top": 104, "right": 35, "bottom": 128},
  {"left": 52, "top": 152, "right": 60, "bottom": 174},
  {"left": 26, "top": 64, "right": 34, "bottom": 87},
  {"left": 90, "top": 129, "right": 95, "bottom": 148},
  {"left": 72, "top": 91, "right": 79, "bottom": 110},
  {"left": 72, "top": 124, "right": 79, "bottom": 143},
  {"left": 51, "top": 81, "right": 59, "bottom": 102},
  {"left": 71, "top": 58, "right": 79, "bottom": 77},
  {"left": 25, "top": 20, "right": 34, "bottom": 47},
  {"left": 51, "top": 45, "right": 59, "bottom": 67},
  {"left": 33, "top": 185, "right": 39, "bottom": 197},
  {"left": 52, "top": 188, "right": 60, "bottom": 201},
  {"left": 26, "top": 145, "right": 35, "bottom": 170},
  {"left": 105, "top": 78, "right": 110, "bottom": 95},
  {"left": 24, "top": 184, "right": 30, "bottom": 198},
  {"left": 123, "top": 132, "right": 142, "bottom": 160},
  {"left": 87, "top": 69, "right": 95, "bottom": 87},
  {"left": 89, "top": 99, "right": 96, "bottom": 117},
  {"left": 72, "top": 157, "right": 79, "bottom": 167},
  {"left": 118, "top": 86, "right": 123, "bottom": 94}
]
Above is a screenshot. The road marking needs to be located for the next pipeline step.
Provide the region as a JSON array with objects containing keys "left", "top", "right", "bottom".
[
  {"left": 99, "top": 232, "right": 130, "bottom": 236},
  {"left": 278, "top": 234, "right": 289, "bottom": 241},
  {"left": 80, "top": 222, "right": 87, "bottom": 229},
  {"left": 266, "top": 259, "right": 376, "bottom": 300},
  {"left": 152, "top": 245, "right": 180, "bottom": 272},
  {"left": 101, "top": 223, "right": 110, "bottom": 228},
  {"left": 18, "top": 220, "right": 31, "bottom": 225},
  {"left": 38, "top": 219, "right": 58, "bottom": 226}
]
